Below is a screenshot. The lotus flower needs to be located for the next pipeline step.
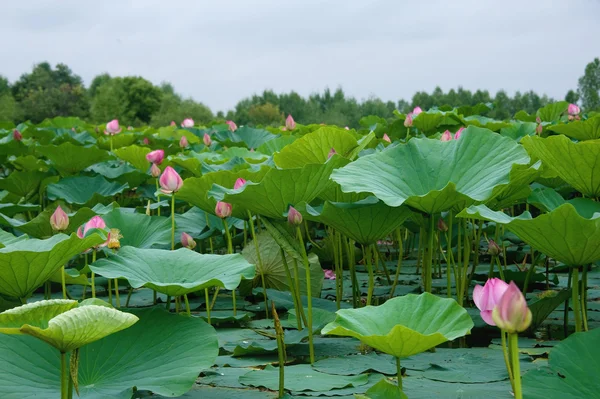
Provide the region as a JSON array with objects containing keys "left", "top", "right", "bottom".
[
  {"left": 127, "top": 126, "right": 133, "bottom": 131},
  {"left": 50, "top": 206, "right": 69, "bottom": 231},
  {"left": 454, "top": 127, "right": 465, "bottom": 140},
  {"left": 344, "top": 126, "right": 350, "bottom": 130},
  {"left": 404, "top": 113, "right": 413, "bottom": 128},
  {"left": 487, "top": 239, "right": 500, "bottom": 256},
  {"left": 324, "top": 269, "right": 336, "bottom": 280},
  {"left": 13, "top": 129, "right": 22, "bottom": 141},
  {"left": 170, "top": 121, "right": 176, "bottom": 126},
  {"left": 536, "top": 123, "right": 543, "bottom": 135},
  {"left": 286, "top": 114, "right": 296, "bottom": 130},
  {"left": 226, "top": 120, "right": 237, "bottom": 131},
  {"left": 492, "top": 281, "right": 532, "bottom": 333},
  {"left": 143, "top": 137, "right": 150, "bottom": 145},
  {"left": 179, "top": 135, "right": 189, "bottom": 148},
  {"left": 473, "top": 278, "right": 509, "bottom": 326},
  {"left": 568, "top": 103, "right": 580, "bottom": 116},
  {"left": 535, "top": 116, "right": 541, "bottom": 124},
  {"left": 159, "top": 166, "right": 183, "bottom": 194},
  {"left": 328, "top": 147, "right": 337, "bottom": 159},
  {"left": 382, "top": 133, "right": 391, "bottom": 143},
  {"left": 146, "top": 149, "right": 164, "bottom": 165},
  {"left": 104, "top": 119, "right": 121, "bottom": 135},
  {"left": 234, "top": 178, "right": 247, "bottom": 190},
  {"left": 203, "top": 133, "right": 212, "bottom": 147},
  {"left": 215, "top": 201, "right": 232, "bottom": 218},
  {"left": 287, "top": 206, "right": 302, "bottom": 225},
  {"left": 181, "top": 118, "right": 194, "bottom": 128},
  {"left": 440, "top": 130, "right": 453, "bottom": 142},
  {"left": 437, "top": 217, "right": 448, "bottom": 232},
  {"left": 81, "top": 216, "right": 109, "bottom": 249},
  {"left": 150, "top": 163, "right": 161, "bottom": 178},
  {"left": 412, "top": 106, "right": 423, "bottom": 115},
  {"left": 180, "top": 232, "right": 196, "bottom": 250}
]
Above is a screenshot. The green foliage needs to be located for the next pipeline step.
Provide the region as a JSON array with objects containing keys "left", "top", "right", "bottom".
[{"left": 577, "top": 57, "right": 600, "bottom": 111}]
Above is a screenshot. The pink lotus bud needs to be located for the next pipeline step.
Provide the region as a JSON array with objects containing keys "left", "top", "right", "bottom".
[
  {"left": 536, "top": 123, "right": 543, "bottom": 135},
  {"left": 345, "top": 126, "right": 350, "bottom": 130},
  {"left": 404, "top": 113, "right": 413, "bottom": 128},
  {"left": 159, "top": 166, "right": 183, "bottom": 193},
  {"left": 181, "top": 232, "right": 196, "bottom": 250},
  {"left": 150, "top": 163, "right": 161, "bottom": 178},
  {"left": 170, "top": 121, "right": 176, "bottom": 126},
  {"left": 473, "top": 278, "right": 510, "bottom": 326},
  {"left": 203, "top": 133, "right": 212, "bottom": 147},
  {"left": 105, "top": 119, "right": 122, "bottom": 135},
  {"left": 286, "top": 114, "right": 296, "bottom": 130},
  {"left": 181, "top": 118, "right": 194, "bottom": 128},
  {"left": 13, "top": 129, "right": 22, "bottom": 141},
  {"left": 535, "top": 116, "right": 541, "bottom": 124},
  {"left": 382, "top": 133, "right": 391, "bottom": 143},
  {"left": 328, "top": 148, "right": 337, "bottom": 159},
  {"left": 324, "top": 269, "right": 336, "bottom": 280},
  {"left": 50, "top": 206, "right": 69, "bottom": 231},
  {"left": 412, "top": 106, "right": 423, "bottom": 116},
  {"left": 215, "top": 201, "right": 232, "bottom": 218},
  {"left": 226, "top": 120, "right": 238, "bottom": 131},
  {"left": 440, "top": 130, "right": 453, "bottom": 142},
  {"left": 281, "top": 127, "right": 287, "bottom": 131},
  {"left": 83, "top": 216, "right": 107, "bottom": 236},
  {"left": 437, "top": 217, "right": 448, "bottom": 232},
  {"left": 143, "top": 137, "right": 150, "bottom": 145},
  {"left": 287, "top": 206, "right": 302, "bottom": 225},
  {"left": 454, "top": 127, "right": 465, "bottom": 140},
  {"left": 568, "top": 103, "right": 580, "bottom": 116},
  {"left": 179, "top": 136, "right": 189, "bottom": 148},
  {"left": 127, "top": 126, "right": 133, "bottom": 131},
  {"left": 146, "top": 149, "right": 165, "bottom": 165},
  {"left": 487, "top": 239, "right": 500, "bottom": 256},
  {"left": 492, "top": 281, "right": 532, "bottom": 333},
  {"left": 76, "top": 226, "right": 84, "bottom": 239},
  {"left": 234, "top": 178, "right": 247, "bottom": 190}
]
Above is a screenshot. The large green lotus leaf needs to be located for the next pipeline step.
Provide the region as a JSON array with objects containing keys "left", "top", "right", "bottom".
[
  {"left": 88, "top": 161, "right": 150, "bottom": 187},
  {"left": 499, "top": 122, "right": 537, "bottom": 141},
  {"left": 331, "top": 127, "right": 530, "bottom": 214},
  {"left": 458, "top": 203, "right": 600, "bottom": 265},
  {"left": 522, "top": 135, "right": 600, "bottom": 197},
  {"left": 0, "top": 233, "right": 105, "bottom": 298},
  {"left": 214, "top": 126, "right": 279, "bottom": 149},
  {"left": 101, "top": 208, "right": 171, "bottom": 249},
  {"left": 548, "top": 115, "right": 600, "bottom": 141},
  {"left": 9, "top": 154, "right": 50, "bottom": 172},
  {"left": 178, "top": 168, "right": 270, "bottom": 218},
  {"left": 0, "top": 203, "right": 40, "bottom": 217},
  {"left": 0, "top": 307, "right": 218, "bottom": 398},
  {"left": 113, "top": 144, "right": 152, "bottom": 171},
  {"left": 298, "top": 197, "right": 413, "bottom": 245},
  {"left": 90, "top": 247, "right": 256, "bottom": 296},
  {"left": 523, "top": 329, "right": 600, "bottom": 399},
  {"left": 47, "top": 175, "right": 129, "bottom": 206},
  {"left": 0, "top": 230, "right": 28, "bottom": 248},
  {"left": 209, "top": 156, "right": 348, "bottom": 218},
  {"left": 412, "top": 112, "right": 444, "bottom": 134},
  {"left": 486, "top": 161, "right": 542, "bottom": 210},
  {"left": 0, "top": 170, "right": 47, "bottom": 198},
  {"left": 221, "top": 147, "right": 269, "bottom": 162},
  {"left": 37, "top": 143, "right": 110, "bottom": 175},
  {"left": 257, "top": 135, "right": 297, "bottom": 155},
  {"left": 273, "top": 127, "right": 358, "bottom": 168},
  {"left": 528, "top": 289, "right": 571, "bottom": 331},
  {"left": 355, "top": 378, "right": 408, "bottom": 399},
  {"left": 461, "top": 115, "right": 512, "bottom": 131},
  {"left": 321, "top": 293, "right": 473, "bottom": 358},
  {"left": 0, "top": 299, "right": 78, "bottom": 334},
  {"left": 527, "top": 187, "right": 566, "bottom": 212},
  {"left": 536, "top": 101, "right": 568, "bottom": 122},
  {"left": 96, "top": 133, "right": 138, "bottom": 150}
]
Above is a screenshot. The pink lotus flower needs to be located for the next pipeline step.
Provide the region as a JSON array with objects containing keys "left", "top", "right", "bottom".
[
  {"left": 286, "top": 114, "right": 296, "bottom": 130},
  {"left": 324, "top": 269, "right": 336, "bottom": 280},
  {"left": 412, "top": 106, "right": 423, "bottom": 115},
  {"left": 179, "top": 136, "right": 189, "bottom": 148},
  {"left": 437, "top": 217, "right": 448, "bottom": 232},
  {"left": 159, "top": 166, "right": 183, "bottom": 193},
  {"left": 143, "top": 137, "right": 150, "bottom": 145},
  {"left": 50, "top": 206, "right": 69, "bottom": 231},
  {"left": 287, "top": 206, "right": 302, "bottom": 225},
  {"left": 150, "top": 163, "right": 161, "bottom": 178},
  {"left": 82, "top": 216, "right": 107, "bottom": 237},
  {"left": 146, "top": 149, "right": 164, "bottom": 165},
  {"left": 13, "top": 129, "right": 22, "bottom": 141},
  {"left": 383, "top": 133, "right": 391, "bottom": 143},
  {"left": 215, "top": 201, "right": 232, "bottom": 218},
  {"left": 104, "top": 119, "right": 122, "bottom": 135},
  {"left": 181, "top": 232, "right": 196, "bottom": 250},
  {"left": 440, "top": 130, "right": 453, "bottom": 142},
  {"left": 181, "top": 118, "right": 194, "bottom": 128},
  {"left": 328, "top": 147, "right": 337, "bottom": 159},
  {"left": 568, "top": 103, "right": 580, "bottom": 116},
  {"left": 492, "top": 281, "right": 532, "bottom": 333},
  {"left": 473, "top": 278, "right": 510, "bottom": 326},
  {"left": 234, "top": 178, "right": 247, "bottom": 190},
  {"left": 203, "top": 133, "right": 212, "bottom": 147},
  {"left": 404, "top": 113, "right": 413, "bottom": 128},
  {"left": 226, "top": 120, "right": 237, "bottom": 131},
  {"left": 454, "top": 127, "right": 465, "bottom": 140}
]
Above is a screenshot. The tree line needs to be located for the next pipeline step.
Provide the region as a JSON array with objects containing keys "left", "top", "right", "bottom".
[{"left": 1, "top": 58, "right": 598, "bottom": 127}]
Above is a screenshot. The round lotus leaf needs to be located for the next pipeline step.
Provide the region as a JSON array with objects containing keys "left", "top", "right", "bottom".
[{"left": 0, "top": 299, "right": 78, "bottom": 334}]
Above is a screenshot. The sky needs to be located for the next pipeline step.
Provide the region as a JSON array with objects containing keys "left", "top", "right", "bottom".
[{"left": 1, "top": 0, "right": 599, "bottom": 112}]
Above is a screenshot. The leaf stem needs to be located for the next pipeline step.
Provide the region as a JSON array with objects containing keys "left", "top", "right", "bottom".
[
  {"left": 247, "top": 210, "right": 268, "bottom": 318},
  {"left": 171, "top": 194, "right": 176, "bottom": 250},
  {"left": 222, "top": 218, "right": 236, "bottom": 316},
  {"left": 501, "top": 330, "right": 515, "bottom": 391},
  {"left": 509, "top": 333, "right": 522, "bottom": 399},
  {"left": 61, "top": 352, "right": 69, "bottom": 399},
  {"left": 297, "top": 226, "right": 314, "bottom": 364},
  {"left": 396, "top": 357, "right": 403, "bottom": 389}
]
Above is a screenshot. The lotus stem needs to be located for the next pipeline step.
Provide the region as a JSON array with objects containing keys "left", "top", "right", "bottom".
[
  {"left": 296, "top": 226, "right": 314, "bottom": 365},
  {"left": 363, "top": 244, "right": 375, "bottom": 306},
  {"left": 222, "top": 218, "right": 237, "bottom": 316},
  {"left": 272, "top": 302, "right": 286, "bottom": 398},
  {"left": 184, "top": 294, "right": 191, "bottom": 316},
  {"left": 155, "top": 179, "right": 161, "bottom": 216},
  {"left": 60, "top": 352, "right": 69, "bottom": 399},
  {"left": 572, "top": 266, "right": 581, "bottom": 333},
  {"left": 243, "top": 221, "right": 248, "bottom": 248},
  {"left": 126, "top": 286, "right": 133, "bottom": 307},
  {"left": 423, "top": 215, "right": 435, "bottom": 293},
  {"left": 564, "top": 268, "right": 572, "bottom": 337},
  {"left": 60, "top": 265, "right": 67, "bottom": 299},
  {"left": 280, "top": 247, "right": 304, "bottom": 330},
  {"left": 501, "top": 330, "right": 515, "bottom": 392},
  {"left": 375, "top": 245, "right": 392, "bottom": 285},
  {"left": 171, "top": 194, "right": 176, "bottom": 251},
  {"left": 395, "top": 357, "right": 402, "bottom": 389},
  {"left": 331, "top": 228, "right": 341, "bottom": 309},
  {"left": 345, "top": 237, "right": 359, "bottom": 308},
  {"left": 204, "top": 212, "right": 214, "bottom": 254},
  {"left": 446, "top": 211, "right": 454, "bottom": 298},
  {"left": 508, "top": 333, "right": 522, "bottom": 399},
  {"left": 247, "top": 210, "right": 268, "bottom": 319},
  {"left": 165, "top": 296, "right": 171, "bottom": 311},
  {"left": 110, "top": 136, "right": 113, "bottom": 152},
  {"left": 205, "top": 288, "right": 211, "bottom": 324},
  {"left": 108, "top": 278, "right": 113, "bottom": 305},
  {"left": 582, "top": 264, "right": 588, "bottom": 331},
  {"left": 415, "top": 227, "right": 423, "bottom": 276},
  {"left": 114, "top": 279, "right": 120, "bottom": 308},
  {"left": 91, "top": 250, "right": 97, "bottom": 298},
  {"left": 389, "top": 228, "right": 403, "bottom": 298}
]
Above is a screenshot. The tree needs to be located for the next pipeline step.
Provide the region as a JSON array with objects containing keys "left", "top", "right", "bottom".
[
  {"left": 247, "top": 102, "right": 283, "bottom": 126},
  {"left": 577, "top": 58, "right": 600, "bottom": 111},
  {"left": 565, "top": 90, "right": 579, "bottom": 104}
]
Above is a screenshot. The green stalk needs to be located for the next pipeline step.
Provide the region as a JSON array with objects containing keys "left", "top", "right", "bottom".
[
  {"left": 509, "top": 333, "right": 522, "bottom": 399},
  {"left": 564, "top": 268, "right": 572, "bottom": 337},
  {"left": 272, "top": 302, "right": 286, "bottom": 398},
  {"left": 61, "top": 352, "right": 69, "bottom": 399},
  {"left": 280, "top": 247, "right": 304, "bottom": 330},
  {"left": 375, "top": 245, "right": 392, "bottom": 285},
  {"left": 125, "top": 286, "right": 133, "bottom": 307},
  {"left": 110, "top": 136, "right": 113, "bottom": 152},
  {"left": 424, "top": 215, "right": 435, "bottom": 293},
  {"left": 389, "top": 228, "right": 403, "bottom": 298},
  {"left": 171, "top": 194, "right": 176, "bottom": 250},
  {"left": 204, "top": 288, "right": 211, "bottom": 324},
  {"left": 247, "top": 210, "right": 268, "bottom": 318},
  {"left": 345, "top": 238, "right": 359, "bottom": 308},
  {"left": 184, "top": 294, "right": 191, "bottom": 316},
  {"left": 396, "top": 357, "right": 402, "bottom": 389},
  {"left": 91, "top": 250, "right": 96, "bottom": 298},
  {"left": 582, "top": 264, "right": 588, "bottom": 331},
  {"left": 363, "top": 245, "right": 374, "bottom": 306},
  {"left": 205, "top": 212, "right": 214, "bottom": 254},
  {"left": 572, "top": 266, "right": 581, "bottom": 333},
  {"left": 114, "top": 279, "right": 120, "bottom": 308},
  {"left": 61, "top": 265, "right": 67, "bottom": 299},
  {"left": 155, "top": 179, "right": 161, "bottom": 216},
  {"left": 108, "top": 279, "right": 112, "bottom": 306},
  {"left": 446, "top": 211, "right": 454, "bottom": 298},
  {"left": 296, "top": 226, "right": 314, "bottom": 364},
  {"left": 222, "top": 218, "right": 236, "bottom": 316},
  {"left": 331, "top": 229, "right": 341, "bottom": 309},
  {"left": 501, "top": 330, "right": 515, "bottom": 391}
]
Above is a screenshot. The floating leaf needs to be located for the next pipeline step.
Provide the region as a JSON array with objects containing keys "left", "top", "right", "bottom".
[
  {"left": 47, "top": 175, "right": 129, "bottom": 206},
  {"left": 37, "top": 143, "right": 110, "bottom": 175}
]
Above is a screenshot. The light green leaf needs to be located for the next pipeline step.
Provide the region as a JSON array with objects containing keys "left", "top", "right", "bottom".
[
  {"left": 0, "top": 299, "right": 78, "bottom": 334},
  {"left": 37, "top": 143, "right": 110, "bottom": 175},
  {"left": 547, "top": 115, "right": 600, "bottom": 141},
  {"left": 113, "top": 144, "right": 152, "bottom": 171},
  {"left": 101, "top": 208, "right": 171, "bottom": 248},
  {"left": 47, "top": 175, "right": 129, "bottom": 206}
]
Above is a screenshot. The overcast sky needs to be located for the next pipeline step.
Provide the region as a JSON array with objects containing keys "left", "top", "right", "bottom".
[{"left": 1, "top": 0, "right": 599, "bottom": 112}]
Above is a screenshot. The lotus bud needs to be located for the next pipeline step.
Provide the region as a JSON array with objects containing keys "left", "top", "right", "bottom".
[
  {"left": 179, "top": 135, "right": 189, "bottom": 148},
  {"left": 473, "top": 278, "right": 510, "bottom": 326},
  {"left": 535, "top": 116, "right": 541, "bottom": 124},
  {"left": 328, "top": 147, "right": 337, "bottom": 159},
  {"left": 404, "top": 113, "right": 413, "bottom": 128},
  {"left": 127, "top": 126, "right": 133, "bottom": 131},
  {"left": 324, "top": 269, "right": 336, "bottom": 280},
  {"left": 287, "top": 206, "right": 302, "bottom": 225},
  {"left": 146, "top": 149, "right": 165, "bottom": 165},
  {"left": 181, "top": 118, "right": 194, "bottom": 128},
  {"left": 440, "top": 130, "right": 453, "bottom": 142},
  {"left": 203, "top": 133, "right": 212, "bottom": 147},
  {"left": 536, "top": 123, "right": 543, "bottom": 135},
  {"left": 345, "top": 126, "right": 350, "bottom": 130},
  {"left": 454, "top": 127, "right": 465, "bottom": 140},
  {"left": 181, "top": 232, "right": 197, "bottom": 250},
  {"left": 437, "top": 217, "right": 448, "bottom": 232},
  {"left": 568, "top": 103, "right": 580, "bottom": 116},
  {"left": 492, "top": 281, "right": 532, "bottom": 333},
  {"left": 215, "top": 201, "right": 232, "bottom": 218},
  {"left": 76, "top": 226, "right": 84, "bottom": 239},
  {"left": 170, "top": 121, "right": 176, "bottom": 126},
  {"left": 143, "top": 137, "right": 150, "bottom": 145},
  {"left": 145, "top": 201, "right": 151, "bottom": 216},
  {"left": 50, "top": 206, "right": 69, "bottom": 231},
  {"left": 382, "top": 133, "right": 391, "bottom": 143},
  {"left": 487, "top": 239, "right": 500, "bottom": 256},
  {"left": 150, "top": 163, "right": 161, "bottom": 178},
  {"left": 286, "top": 114, "right": 296, "bottom": 130},
  {"left": 281, "top": 127, "right": 287, "bottom": 131},
  {"left": 226, "top": 120, "right": 238, "bottom": 132},
  {"left": 105, "top": 119, "right": 121, "bottom": 135},
  {"left": 412, "top": 106, "right": 423, "bottom": 115},
  {"left": 159, "top": 166, "right": 183, "bottom": 193},
  {"left": 83, "top": 215, "right": 106, "bottom": 236},
  {"left": 13, "top": 129, "right": 23, "bottom": 141},
  {"left": 107, "top": 228, "right": 123, "bottom": 250},
  {"left": 234, "top": 178, "right": 247, "bottom": 190}
]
